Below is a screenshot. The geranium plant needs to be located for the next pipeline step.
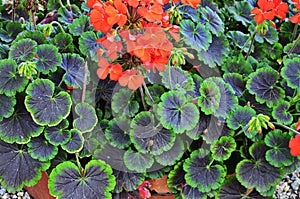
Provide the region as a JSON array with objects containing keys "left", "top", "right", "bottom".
[{"left": 0, "top": 0, "right": 299, "bottom": 198}]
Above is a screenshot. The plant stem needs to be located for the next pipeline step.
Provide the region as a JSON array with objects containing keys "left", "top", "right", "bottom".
[
  {"left": 50, "top": 21, "right": 65, "bottom": 33},
  {"left": 139, "top": 86, "right": 147, "bottom": 111},
  {"left": 240, "top": 29, "right": 257, "bottom": 54},
  {"left": 75, "top": 153, "right": 83, "bottom": 170},
  {"left": 272, "top": 122, "right": 300, "bottom": 135},
  {"left": 292, "top": 24, "right": 298, "bottom": 41},
  {"left": 245, "top": 31, "right": 256, "bottom": 60},
  {"left": 81, "top": 61, "right": 88, "bottom": 103},
  {"left": 168, "top": 65, "right": 173, "bottom": 90},
  {"left": 58, "top": 0, "right": 65, "bottom": 8},
  {"left": 31, "top": 10, "right": 37, "bottom": 30},
  {"left": 142, "top": 82, "right": 154, "bottom": 103},
  {"left": 57, "top": 78, "right": 64, "bottom": 87},
  {"left": 288, "top": 33, "right": 300, "bottom": 55},
  {"left": 12, "top": 0, "right": 15, "bottom": 22}
]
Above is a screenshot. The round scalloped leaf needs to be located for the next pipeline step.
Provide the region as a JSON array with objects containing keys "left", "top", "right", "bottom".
[
  {"left": 211, "top": 77, "right": 238, "bottom": 118},
  {"left": 0, "top": 140, "right": 50, "bottom": 192},
  {"left": 272, "top": 101, "right": 293, "bottom": 125},
  {"left": 202, "top": 7, "right": 224, "bottom": 35},
  {"left": 255, "top": 26, "right": 278, "bottom": 45},
  {"left": 124, "top": 150, "right": 154, "bottom": 173},
  {"left": 180, "top": 20, "right": 212, "bottom": 51},
  {"left": 73, "top": 103, "right": 97, "bottom": 133},
  {"left": 161, "top": 66, "right": 194, "bottom": 91},
  {"left": 113, "top": 170, "right": 145, "bottom": 193},
  {"left": 181, "top": 185, "right": 207, "bottom": 199},
  {"left": 130, "top": 111, "right": 176, "bottom": 155},
  {"left": 226, "top": 105, "right": 256, "bottom": 130},
  {"left": 199, "top": 35, "right": 229, "bottom": 68},
  {"left": 0, "top": 94, "right": 16, "bottom": 122},
  {"left": 61, "top": 53, "right": 86, "bottom": 88},
  {"left": 282, "top": 57, "right": 300, "bottom": 89},
  {"left": 211, "top": 136, "right": 236, "bottom": 161},
  {"left": 236, "top": 142, "right": 282, "bottom": 193},
  {"left": 9, "top": 38, "right": 37, "bottom": 61},
  {"left": 0, "top": 59, "right": 29, "bottom": 96},
  {"left": 183, "top": 149, "right": 226, "bottom": 192},
  {"left": 167, "top": 161, "right": 185, "bottom": 193},
  {"left": 25, "top": 79, "right": 72, "bottom": 126},
  {"left": 49, "top": 160, "right": 115, "bottom": 199},
  {"left": 145, "top": 84, "right": 164, "bottom": 106},
  {"left": 246, "top": 67, "right": 284, "bottom": 107},
  {"left": 186, "top": 113, "right": 210, "bottom": 140},
  {"left": 202, "top": 121, "right": 233, "bottom": 144},
  {"left": 227, "top": 31, "right": 253, "bottom": 53},
  {"left": 198, "top": 79, "right": 221, "bottom": 115},
  {"left": 283, "top": 41, "right": 300, "bottom": 55},
  {"left": 105, "top": 118, "right": 131, "bottom": 149},
  {"left": 155, "top": 137, "right": 185, "bottom": 166},
  {"left": 15, "top": 30, "right": 47, "bottom": 45},
  {"left": 218, "top": 176, "right": 265, "bottom": 199},
  {"left": 44, "top": 120, "right": 71, "bottom": 146},
  {"left": 111, "top": 88, "right": 139, "bottom": 117},
  {"left": 69, "top": 15, "right": 92, "bottom": 36},
  {"left": 221, "top": 54, "right": 253, "bottom": 75},
  {"left": 0, "top": 44, "right": 9, "bottom": 59},
  {"left": 79, "top": 31, "right": 100, "bottom": 62},
  {"left": 264, "top": 129, "right": 293, "bottom": 167},
  {"left": 27, "top": 135, "right": 58, "bottom": 162},
  {"left": 223, "top": 73, "right": 246, "bottom": 96},
  {"left": 227, "top": 1, "right": 252, "bottom": 26},
  {"left": 0, "top": 21, "right": 23, "bottom": 43},
  {"left": 95, "top": 77, "right": 117, "bottom": 102},
  {"left": 61, "top": 129, "right": 84, "bottom": 153},
  {"left": 157, "top": 91, "right": 199, "bottom": 134},
  {"left": 36, "top": 44, "right": 62, "bottom": 74},
  {"left": 57, "top": 4, "right": 81, "bottom": 24},
  {"left": 0, "top": 104, "right": 44, "bottom": 144},
  {"left": 51, "top": 33, "right": 74, "bottom": 53}
]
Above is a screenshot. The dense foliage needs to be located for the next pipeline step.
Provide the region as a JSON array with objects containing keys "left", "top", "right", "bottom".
[{"left": 0, "top": 0, "right": 299, "bottom": 198}]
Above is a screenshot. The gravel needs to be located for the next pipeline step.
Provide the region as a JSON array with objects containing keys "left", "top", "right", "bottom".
[
  {"left": 0, "top": 185, "right": 32, "bottom": 199},
  {"left": 274, "top": 168, "right": 300, "bottom": 199}
]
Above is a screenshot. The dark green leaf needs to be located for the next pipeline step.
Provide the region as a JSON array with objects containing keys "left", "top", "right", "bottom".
[
  {"left": 226, "top": 105, "right": 256, "bottom": 130},
  {"left": 79, "top": 31, "right": 100, "bottom": 62},
  {"left": 15, "top": 30, "right": 47, "bottom": 45},
  {"left": 167, "top": 161, "right": 185, "bottom": 193},
  {"left": 49, "top": 160, "right": 115, "bottom": 199},
  {"left": 0, "top": 21, "right": 23, "bottom": 42},
  {"left": 158, "top": 91, "right": 199, "bottom": 134},
  {"left": 27, "top": 135, "right": 58, "bottom": 162},
  {"left": 227, "top": 31, "right": 253, "bottom": 53},
  {"left": 181, "top": 185, "right": 207, "bottom": 199},
  {"left": 0, "top": 94, "right": 16, "bottom": 122},
  {"left": 161, "top": 66, "right": 194, "bottom": 91},
  {"left": 282, "top": 57, "right": 300, "bottom": 89},
  {"left": 36, "top": 44, "right": 62, "bottom": 74},
  {"left": 61, "top": 129, "right": 84, "bottom": 153},
  {"left": 73, "top": 103, "right": 97, "bottom": 133},
  {"left": 25, "top": 79, "right": 72, "bottom": 126},
  {"left": 51, "top": 33, "right": 74, "bottom": 53},
  {"left": 44, "top": 120, "right": 71, "bottom": 146},
  {"left": 145, "top": 84, "right": 164, "bottom": 106},
  {"left": 272, "top": 101, "right": 293, "bottom": 125},
  {"left": 113, "top": 170, "right": 145, "bottom": 193},
  {"left": 198, "top": 79, "right": 221, "bottom": 115},
  {"left": 9, "top": 39, "right": 37, "bottom": 61},
  {"left": 111, "top": 88, "right": 138, "bottom": 117},
  {"left": 124, "top": 150, "right": 154, "bottom": 173},
  {"left": 130, "top": 111, "right": 176, "bottom": 155},
  {"left": 221, "top": 53, "right": 253, "bottom": 75},
  {"left": 105, "top": 118, "right": 131, "bottom": 149},
  {"left": 223, "top": 73, "right": 246, "bottom": 96},
  {"left": 0, "top": 140, "right": 50, "bottom": 192},
  {"left": 211, "top": 136, "right": 236, "bottom": 161},
  {"left": 227, "top": 1, "right": 252, "bottom": 26},
  {"left": 255, "top": 26, "right": 278, "bottom": 45},
  {"left": 58, "top": 4, "right": 81, "bottom": 24},
  {"left": 0, "top": 59, "right": 28, "bottom": 96},
  {"left": 69, "top": 15, "right": 92, "bottom": 36},
  {"left": 202, "top": 7, "right": 224, "bottom": 35}
]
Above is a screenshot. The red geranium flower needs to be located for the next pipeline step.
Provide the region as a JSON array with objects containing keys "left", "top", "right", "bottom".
[
  {"left": 273, "top": 0, "right": 289, "bottom": 20},
  {"left": 181, "top": 0, "right": 201, "bottom": 9},
  {"left": 118, "top": 69, "right": 144, "bottom": 90},
  {"left": 251, "top": 0, "right": 276, "bottom": 24},
  {"left": 296, "top": 119, "right": 300, "bottom": 131},
  {"left": 97, "top": 62, "right": 123, "bottom": 81},
  {"left": 290, "top": 12, "right": 300, "bottom": 24},
  {"left": 105, "top": 0, "right": 128, "bottom": 26},
  {"left": 292, "top": 0, "right": 300, "bottom": 10},
  {"left": 289, "top": 134, "right": 300, "bottom": 156},
  {"left": 138, "top": 3, "right": 163, "bottom": 22}
]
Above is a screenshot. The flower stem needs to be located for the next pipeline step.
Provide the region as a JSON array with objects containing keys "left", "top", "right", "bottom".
[
  {"left": 272, "top": 122, "right": 300, "bottom": 135},
  {"left": 50, "top": 21, "right": 65, "bottom": 33},
  {"left": 75, "top": 153, "right": 83, "bottom": 170},
  {"left": 81, "top": 61, "right": 88, "bottom": 103},
  {"left": 288, "top": 33, "right": 300, "bottom": 55},
  {"left": 292, "top": 24, "right": 298, "bottom": 41},
  {"left": 245, "top": 31, "right": 256, "bottom": 60},
  {"left": 12, "top": 0, "right": 15, "bottom": 22},
  {"left": 142, "top": 82, "right": 154, "bottom": 103},
  {"left": 139, "top": 86, "right": 147, "bottom": 110},
  {"left": 240, "top": 29, "right": 257, "bottom": 54}
]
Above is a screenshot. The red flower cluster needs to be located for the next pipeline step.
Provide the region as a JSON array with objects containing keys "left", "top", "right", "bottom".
[
  {"left": 87, "top": 0, "right": 201, "bottom": 90},
  {"left": 251, "top": 0, "right": 300, "bottom": 25},
  {"left": 289, "top": 119, "right": 300, "bottom": 156},
  {"left": 251, "top": 0, "right": 288, "bottom": 24}
]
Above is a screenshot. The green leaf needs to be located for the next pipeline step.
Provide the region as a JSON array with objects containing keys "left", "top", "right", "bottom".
[
  {"left": 246, "top": 67, "right": 284, "bottom": 107},
  {"left": 124, "top": 150, "right": 154, "bottom": 173},
  {"left": 155, "top": 137, "right": 185, "bottom": 166},
  {"left": 211, "top": 136, "right": 236, "bottom": 161},
  {"left": 0, "top": 94, "right": 16, "bottom": 122},
  {"left": 79, "top": 31, "right": 100, "bottom": 62},
  {"left": 221, "top": 54, "right": 253, "bottom": 75},
  {"left": 181, "top": 185, "right": 207, "bottom": 199},
  {"left": 57, "top": 4, "right": 81, "bottom": 24},
  {"left": 36, "top": 44, "right": 62, "bottom": 74},
  {"left": 0, "top": 104, "right": 44, "bottom": 144},
  {"left": 105, "top": 118, "right": 131, "bottom": 149},
  {"left": 227, "top": 31, "right": 253, "bottom": 53},
  {"left": 236, "top": 142, "right": 282, "bottom": 193},
  {"left": 69, "top": 15, "right": 92, "bottom": 36},
  {"left": 226, "top": 105, "right": 256, "bottom": 130},
  {"left": 44, "top": 120, "right": 71, "bottom": 146},
  {"left": 130, "top": 111, "right": 176, "bottom": 155},
  {"left": 51, "top": 32, "right": 74, "bottom": 53},
  {"left": 0, "top": 140, "right": 50, "bottom": 192},
  {"left": 167, "top": 161, "right": 185, "bottom": 193},
  {"left": 272, "top": 101, "right": 293, "bottom": 125},
  {"left": 227, "top": 1, "right": 252, "bottom": 26},
  {"left": 264, "top": 129, "right": 293, "bottom": 167},
  {"left": 223, "top": 73, "right": 246, "bottom": 96},
  {"left": 113, "top": 170, "right": 145, "bottom": 193},
  {"left": 157, "top": 90, "right": 199, "bottom": 134},
  {"left": 282, "top": 57, "right": 300, "bottom": 90},
  {"left": 15, "top": 30, "right": 47, "bottom": 45},
  {"left": 145, "top": 84, "right": 164, "bottom": 106},
  {"left": 0, "top": 44, "right": 9, "bottom": 59},
  {"left": 0, "top": 59, "right": 28, "bottom": 96},
  {"left": 61, "top": 129, "right": 84, "bottom": 153},
  {"left": 49, "top": 160, "right": 115, "bottom": 199},
  {"left": 25, "top": 79, "right": 72, "bottom": 126},
  {"left": 202, "top": 7, "right": 224, "bottom": 35},
  {"left": 73, "top": 103, "right": 98, "bottom": 133},
  {"left": 180, "top": 20, "right": 212, "bottom": 51},
  {"left": 0, "top": 21, "right": 23, "bottom": 42},
  {"left": 9, "top": 39, "right": 37, "bottom": 61},
  {"left": 255, "top": 26, "right": 279, "bottom": 44},
  {"left": 27, "top": 135, "right": 58, "bottom": 162},
  {"left": 183, "top": 149, "right": 226, "bottom": 192},
  {"left": 198, "top": 79, "right": 221, "bottom": 115}
]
